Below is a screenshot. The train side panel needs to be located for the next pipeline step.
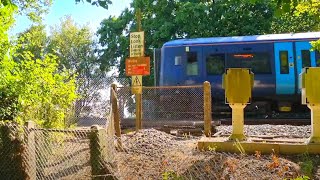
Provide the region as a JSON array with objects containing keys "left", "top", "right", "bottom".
[
  {"left": 160, "top": 46, "right": 205, "bottom": 86},
  {"left": 161, "top": 43, "right": 276, "bottom": 100}
]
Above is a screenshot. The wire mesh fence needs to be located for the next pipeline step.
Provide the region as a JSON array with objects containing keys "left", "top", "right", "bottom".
[
  {"left": 0, "top": 121, "right": 306, "bottom": 180},
  {"left": 0, "top": 119, "right": 118, "bottom": 180},
  {"left": 142, "top": 86, "right": 204, "bottom": 120},
  {"left": 69, "top": 76, "right": 130, "bottom": 128},
  {"left": 117, "top": 85, "right": 205, "bottom": 131}
]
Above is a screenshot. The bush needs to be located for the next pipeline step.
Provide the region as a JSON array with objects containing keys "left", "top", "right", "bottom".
[{"left": 0, "top": 52, "right": 78, "bottom": 128}]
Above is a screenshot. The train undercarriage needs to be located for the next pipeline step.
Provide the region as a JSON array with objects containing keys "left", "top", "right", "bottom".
[{"left": 212, "top": 96, "right": 311, "bottom": 120}]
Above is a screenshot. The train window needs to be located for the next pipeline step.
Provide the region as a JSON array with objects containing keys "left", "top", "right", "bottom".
[
  {"left": 186, "top": 52, "right": 198, "bottom": 76},
  {"left": 206, "top": 54, "right": 225, "bottom": 75},
  {"left": 226, "top": 52, "right": 271, "bottom": 74},
  {"left": 280, "top": 51, "right": 289, "bottom": 74},
  {"left": 175, "top": 56, "right": 182, "bottom": 65},
  {"left": 301, "top": 50, "right": 311, "bottom": 68}
]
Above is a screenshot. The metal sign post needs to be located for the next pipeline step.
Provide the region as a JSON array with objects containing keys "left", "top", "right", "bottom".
[{"left": 125, "top": 9, "right": 150, "bottom": 131}]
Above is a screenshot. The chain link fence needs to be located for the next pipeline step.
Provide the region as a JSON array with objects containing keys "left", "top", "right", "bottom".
[
  {"left": 117, "top": 85, "right": 206, "bottom": 132},
  {"left": 70, "top": 76, "right": 130, "bottom": 128},
  {"left": 142, "top": 86, "right": 204, "bottom": 120},
  {"left": 0, "top": 118, "right": 118, "bottom": 179},
  {"left": 0, "top": 122, "right": 305, "bottom": 179}
]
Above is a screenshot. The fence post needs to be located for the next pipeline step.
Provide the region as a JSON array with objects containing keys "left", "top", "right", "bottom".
[
  {"left": 90, "top": 125, "right": 114, "bottom": 180},
  {"left": 204, "top": 81, "right": 212, "bottom": 137},
  {"left": 111, "top": 84, "right": 122, "bottom": 148},
  {"left": 24, "top": 121, "right": 36, "bottom": 180}
]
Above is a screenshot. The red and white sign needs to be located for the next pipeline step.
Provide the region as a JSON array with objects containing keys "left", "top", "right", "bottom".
[{"left": 125, "top": 56, "right": 150, "bottom": 76}]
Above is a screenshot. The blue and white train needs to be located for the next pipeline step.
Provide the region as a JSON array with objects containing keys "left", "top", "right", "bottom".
[{"left": 154, "top": 32, "right": 320, "bottom": 117}]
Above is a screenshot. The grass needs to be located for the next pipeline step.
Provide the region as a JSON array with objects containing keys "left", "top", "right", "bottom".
[
  {"left": 300, "top": 153, "right": 314, "bottom": 178},
  {"left": 162, "top": 170, "right": 183, "bottom": 180}
]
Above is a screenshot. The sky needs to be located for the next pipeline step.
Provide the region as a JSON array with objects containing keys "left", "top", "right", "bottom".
[{"left": 10, "top": 0, "right": 132, "bottom": 36}]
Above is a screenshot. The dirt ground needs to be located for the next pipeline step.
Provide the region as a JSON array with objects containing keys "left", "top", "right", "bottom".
[{"left": 110, "top": 129, "right": 320, "bottom": 180}]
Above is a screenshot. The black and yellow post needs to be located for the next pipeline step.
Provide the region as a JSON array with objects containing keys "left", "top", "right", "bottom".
[{"left": 222, "top": 68, "right": 254, "bottom": 141}]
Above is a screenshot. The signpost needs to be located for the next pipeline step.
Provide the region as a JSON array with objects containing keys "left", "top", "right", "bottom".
[
  {"left": 125, "top": 11, "right": 150, "bottom": 130},
  {"left": 126, "top": 31, "right": 147, "bottom": 94}
]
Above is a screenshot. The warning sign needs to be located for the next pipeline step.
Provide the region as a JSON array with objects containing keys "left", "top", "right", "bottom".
[
  {"left": 132, "top": 75, "right": 142, "bottom": 86},
  {"left": 125, "top": 56, "right": 150, "bottom": 76},
  {"left": 131, "top": 75, "right": 142, "bottom": 94},
  {"left": 130, "top": 31, "right": 144, "bottom": 57}
]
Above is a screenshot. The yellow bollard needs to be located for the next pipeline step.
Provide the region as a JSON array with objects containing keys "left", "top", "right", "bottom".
[
  {"left": 308, "top": 105, "right": 320, "bottom": 143},
  {"left": 229, "top": 104, "right": 247, "bottom": 141},
  {"left": 300, "top": 67, "right": 320, "bottom": 143},
  {"left": 222, "top": 68, "right": 254, "bottom": 141}
]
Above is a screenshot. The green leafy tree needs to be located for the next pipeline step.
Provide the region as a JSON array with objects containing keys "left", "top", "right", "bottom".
[
  {"left": 295, "top": 0, "right": 320, "bottom": 51},
  {"left": 76, "top": 0, "right": 112, "bottom": 9},
  {"left": 98, "top": 0, "right": 275, "bottom": 86},
  {"left": 0, "top": 1, "right": 78, "bottom": 128},
  {"left": 15, "top": 24, "right": 47, "bottom": 60},
  {"left": 12, "top": 0, "right": 52, "bottom": 22},
  {"left": 0, "top": 52, "right": 78, "bottom": 128},
  {"left": 47, "top": 16, "right": 110, "bottom": 120},
  {"left": 0, "top": 1, "right": 17, "bottom": 59}
]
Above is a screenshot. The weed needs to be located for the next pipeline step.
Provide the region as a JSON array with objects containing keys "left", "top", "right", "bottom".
[
  {"left": 294, "top": 175, "right": 310, "bottom": 180},
  {"left": 284, "top": 175, "right": 310, "bottom": 180},
  {"left": 224, "top": 158, "right": 238, "bottom": 173},
  {"left": 300, "top": 153, "right": 314, "bottom": 178},
  {"left": 207, "top": 144, "right": 217, "bottom": 152},
  {"left": 255, "top": 151, "right": 261, "bottom": 160},
  {"left": 233, "top": 139, "right": 245, "bottom": 155},
  {"left": 162, "top": 170, "right": 183, "bottom": 180},
  {"left": 267, "top": 152, "right": 280, "bottom": 169}
]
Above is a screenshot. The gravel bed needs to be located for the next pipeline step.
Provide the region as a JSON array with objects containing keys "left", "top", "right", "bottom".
[
  {"left": 216, "top": 124, "right": 311, "bottom": 138},
  {"left": 111, "top": 128, "right": 317, "bottom": 180}
]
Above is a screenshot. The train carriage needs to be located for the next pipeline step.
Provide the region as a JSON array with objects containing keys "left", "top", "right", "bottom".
[{"left": 154, "top": 32, "right": 320, "bottom": 118}]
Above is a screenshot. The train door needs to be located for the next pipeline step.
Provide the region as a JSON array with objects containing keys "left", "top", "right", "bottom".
[
  {"left": 184, "top": 46, "right": 203, "bottom": 85},
  {"left": 174, "top": 49, "right": 185, "bottom": 85},
  {"left": 274, "top": 42, "right": 295, "bottom": 94},
  {"left": 295, "top": 41, "right": 316, "bottom": 93},
  {"left": 160, "top": 47, "right": 185, "bottom": 86}
]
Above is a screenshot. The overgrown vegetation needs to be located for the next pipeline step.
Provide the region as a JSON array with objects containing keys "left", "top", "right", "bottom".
[
  {"left": 299, "top": 153, "right": 315, "bottom": 178},
  {"left": 0, "top": 1, "right": 78, "bottom": 128}
]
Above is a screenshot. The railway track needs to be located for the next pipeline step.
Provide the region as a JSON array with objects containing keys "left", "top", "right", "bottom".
[
  {"left": 218, "top": 118, "right": 311, "bottom": 125},
  {"left": 121, "top": 117, "right": 311, "bottom": 136}
]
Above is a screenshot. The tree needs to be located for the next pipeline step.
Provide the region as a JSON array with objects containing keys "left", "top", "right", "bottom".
[
  {"left": 0, "top": 1, "right": 78, "bottom": 128},
  {"left": 0, "top": 51, "right": 78, "bottom": 128},
  {"left": 15, "top": 24, "right": 48, "bottom": 60},
  {"left": 97, "top": 0, "right": 275, "bottom": 86},
  {"left": 75, "top": 0, "right": 112, "bottom": 9},
  {"left": 0, "top": 2, "right": 17, "bottom": 59},
  {"left": 47, "top": 16, "right": 110, "bottom": 120},
  {"left": 295, "top": 0, "right": 320, "bottom": 51},
  {"left": 12, "top": 0, "right": 52, "bottom": 22}
]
